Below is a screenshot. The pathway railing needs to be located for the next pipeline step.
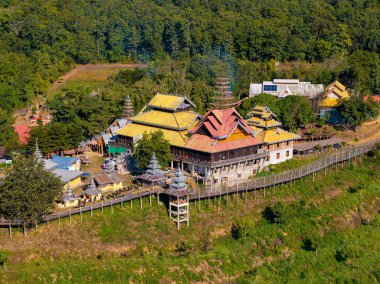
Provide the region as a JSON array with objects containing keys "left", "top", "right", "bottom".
[
  {"left": 1, "top": 139, "right": 378, "bottom": 226},
  {"left": 189, "top": 139, "right": 379, "bottom": 200}
]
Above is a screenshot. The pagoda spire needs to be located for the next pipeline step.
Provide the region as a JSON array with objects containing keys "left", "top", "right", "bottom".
[
  {"left": 145, "top": 152, "right": 164, "bottom": 176},
  {"left": 85, "top": 176, "right": 100, "bottom": 196},
  {"left": 169, "top": 167, "right": 188, "bottom": 191},
  {"left": 34, "top": 139, "right": 43, "bottom": 160},
  {"left": 123, "top": 95, "right": 134, "bottom": 119},
  {"left": 211, "top": 77, "right": 236, "bottom": 109}
]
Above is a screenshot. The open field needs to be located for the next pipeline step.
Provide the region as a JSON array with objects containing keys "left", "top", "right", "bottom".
[
  {"left": 47, "top": 63, "right": 146, "bottom": 95},
  {"left": 0, "top": 152, "right": 379, "bottom": 283}
]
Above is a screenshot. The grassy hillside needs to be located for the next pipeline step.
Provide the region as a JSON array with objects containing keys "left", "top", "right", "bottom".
[{"left": 0, "top": 154, "right": 379, "bottom": 283}]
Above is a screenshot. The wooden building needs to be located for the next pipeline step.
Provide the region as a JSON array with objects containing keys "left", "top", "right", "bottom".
[{"left": 181, "top": 108, "right": 269, "bottom": 188}]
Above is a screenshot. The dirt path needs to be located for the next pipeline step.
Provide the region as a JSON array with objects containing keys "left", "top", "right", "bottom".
[{"left": 349, "top": 111, "right": 380, "bottom": 145}]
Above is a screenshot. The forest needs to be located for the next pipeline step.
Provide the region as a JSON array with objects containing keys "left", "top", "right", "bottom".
[{"left": 0, "top": 0, "right": 380, "bottom": 151}]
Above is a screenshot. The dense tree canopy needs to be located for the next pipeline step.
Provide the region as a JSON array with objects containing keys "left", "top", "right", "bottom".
[
  {"left": 133, "top": 131, "right": 172, "bottom": 170},
  {"left": 338, "top": 96, "right": 379, "bottom": 129},
  {"left": 0, "top": 0, "right": 379, "bottom": 151},
  {"left": 0, "top": 154, "right": 62, "bottom": 227}
]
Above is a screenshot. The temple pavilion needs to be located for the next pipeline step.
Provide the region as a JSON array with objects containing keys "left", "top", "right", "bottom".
[
  {"left": 180, "top": 107, "right": 268, "bottom": 188},
  {"left": 136, "top": 152, "right": 166, "bottom": 188},
  {"left": 112, "top": 92, "right": 200, "bottom": 155},
  {"left": 319, "top": 80, "right": 349, "bottom": 124},
  {"left": 59, "top": 183, "right": 80, "bottom": 208},
  {"left": 246, "top": 106, "right": 300, "bottom": 165}
]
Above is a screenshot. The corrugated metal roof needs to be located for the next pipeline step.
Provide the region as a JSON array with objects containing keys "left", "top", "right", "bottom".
[
  {"left": 51, "top": 156, "right": 79, "bottom": 170},
  {"left": 52, "top": 169, "right": 83, "bottom": 183}
]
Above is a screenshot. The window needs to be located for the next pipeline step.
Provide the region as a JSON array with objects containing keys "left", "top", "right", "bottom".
[
  {"left": 286, "top": 151, "right": 290, "bottom": 157},
  {"left": 222, "top": 177, "right": 228, "bottom": 182},
  {"left": 287, "top": 141, "right": 290, "bottom": 146},
  {"left": 214, "top": 179, "right": 218, "bottom": 184},
  {"left": 276, "top": 153, "right": 280, "bottom": 159},
  {"left": 277, "top": 143, "right": 280, "bottom": 148},
  {"left": 266, "top": 156, "right": 270, "bottom": 161},
  {"left": 267, "top": 145, "right": 270, "bottom": 150},
  {"left": 263, "top": 85, "right": 278, "bottom": 92}
]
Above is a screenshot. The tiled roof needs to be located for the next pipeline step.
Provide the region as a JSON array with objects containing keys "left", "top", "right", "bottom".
[
  {"left": 95, "top": 173, "right": 129, "bottom": 185},
  {"left": 14, "top": 125, "right": 30, "bottom": 144},
  {"left": 320, "top": 81, "right": 349, "bottom": 108},
  {"left": 148, "top": 93, "right": 195, "bottom": 110},
  {"left": 247, "top": 116, "right": 282, "bottom": 128},
  {"left": 256, "top": 128, "right": 300, "bottom": 144},
  {"left": 130, "top": 110, "right": 199, "bottom": 130},
  {"left": 185, "top": 133, "right": 261, "bottom": 153},
  {"left": 189, "top": 108, "right": 255, "bottom": 140}
]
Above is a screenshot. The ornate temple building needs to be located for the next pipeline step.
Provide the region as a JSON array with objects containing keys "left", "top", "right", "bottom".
[
  {"left": 319, "top": 80, "right": 349, "bottom": 124},
  {"left": 179, "top": 108, "right": 268, "bottom": 188},
  {"left": 111, "top": 92, "right": 200, "bottom": 153},
  {"left": 246, "top": 106, "right": 300, "bottom": 165}
]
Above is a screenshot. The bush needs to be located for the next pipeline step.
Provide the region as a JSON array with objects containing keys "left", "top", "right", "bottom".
[
  {"left": 301, "top": 238, "right": 318, "bottom": 252},
  {"left": 231, "top": 220, "right": 254, "bottom": 240},
  {"left": 262, "top": 202, "right": 287, "bottom": 224},
  {"left": 175, "top": 241, "right": 192, "bottom": 256},
  {"left": 0, "top": 251, "right": 8, "bottom": 266}
]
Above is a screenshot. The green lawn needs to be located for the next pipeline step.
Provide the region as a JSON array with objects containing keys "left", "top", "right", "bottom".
[{"left": 0, "top": 154, "right": 379, "bottom": 283}]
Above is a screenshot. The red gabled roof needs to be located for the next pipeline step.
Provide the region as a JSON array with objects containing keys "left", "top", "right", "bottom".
[
  {"left": 186, "top": 108, "right": 262, "bottom": 153},
  {"left": 14, "top": 125, "right": 30, "bottom": 144},
  {"left": 185, "top": 133, "right": 261, "bottom": 153},
  {"left": 189, "top": 108, "right": 255, "bottom": 139}
]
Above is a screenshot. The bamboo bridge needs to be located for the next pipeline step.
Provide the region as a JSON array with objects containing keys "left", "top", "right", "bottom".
[{"left": 1, "top": 139, "right": 378, "bottom": 229}]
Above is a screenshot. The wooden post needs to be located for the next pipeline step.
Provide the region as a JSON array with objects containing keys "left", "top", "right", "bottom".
[
  {"left": 149, "top": 194, "right": 152, "bottom": 206},
  {"left": 102, "top": 203, "right": 104, "bottom": 214},
  {"left": 69, "top": 210, "right": 72, "bottom": 223},
  {"left": 157, "top": 193, "right": 160, "bottom": 204},
  {"left": 80, "top": 207, "right": 82, "bottom": 221},
  {"left": 169, "top": 196, "right": 172, "bottom": 218},
  {"left": 130, "top": 199, "right": 133, "bottom": 208},
  {"left": 91, "top": 205, "right": 93, "bottom": 217},
  {"left": 121, "top": 201, "right": 124, "bottom": 209},
  {"left": 9, "top": 223, "right": 11, "bottom": 236},
  {"left": 111, "top": 199, "right": 113, "bottom": 213},
  {"left": 177, "top": 196, "right": 180, "bottom": 230}
]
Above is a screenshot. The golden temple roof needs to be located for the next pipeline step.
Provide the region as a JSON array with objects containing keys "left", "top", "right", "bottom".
[
  {"left": 116, "top": 123, "right": 193, "bottom": 147},
  {"left": 131, "top": 110, "right": 199, "bottom": 130},
  {"left": 319, "top": 81, "right": 349, "bottom": 108},
  {"left": 256, "top": 128, "right": 300, "bottom": 144},
  {"left": 148, "top": 93, "right": 195, "bottom": 110}
]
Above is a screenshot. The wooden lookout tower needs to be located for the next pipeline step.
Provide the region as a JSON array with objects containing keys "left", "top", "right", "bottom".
[{"left": 164, "top": 167, "right": 192, "bottom": 230}]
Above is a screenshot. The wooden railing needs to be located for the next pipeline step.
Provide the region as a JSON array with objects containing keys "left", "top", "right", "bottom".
[{"left": 189, "top": 139, "right": 379, "bottom": 200}]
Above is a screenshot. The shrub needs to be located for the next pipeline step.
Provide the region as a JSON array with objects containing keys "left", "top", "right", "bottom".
[
  {"left": 0, "top": 251, "right": 8, "bottom": 266},
  {"left": 301, "top": 238, "right": 318, "bottom": 252},
  {"left": 231, "top": 220, "right": 253, "bottom": 240},
  {"left": 175, "top": 241, "right": 192, "bottom": 256},
  {"left": 262, "top": 202, "right": 287, "bottom": 224}
]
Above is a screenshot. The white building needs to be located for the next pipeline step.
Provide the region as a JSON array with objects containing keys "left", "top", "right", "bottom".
[{"left": 249, "top": 79, "right": 324, "bottom": 99}]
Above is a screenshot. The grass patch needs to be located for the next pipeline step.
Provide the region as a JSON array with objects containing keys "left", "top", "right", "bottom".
[{"left": 0, "top": 156, "right": 379, "bottom": 282}]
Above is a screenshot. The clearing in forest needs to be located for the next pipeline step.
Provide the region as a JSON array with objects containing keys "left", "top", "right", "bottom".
[{"left": 47, "top": 63, "right": 147, "bottom": 95}]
